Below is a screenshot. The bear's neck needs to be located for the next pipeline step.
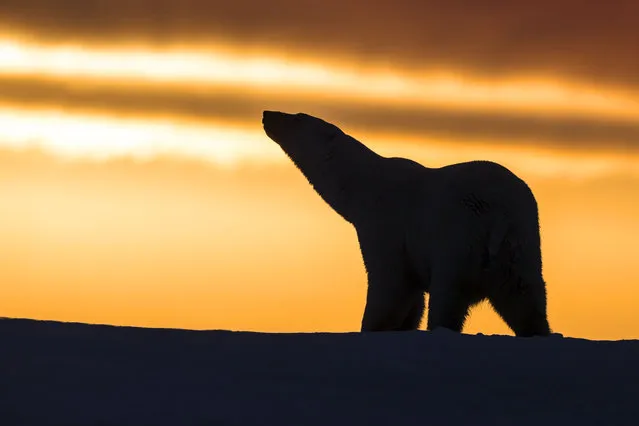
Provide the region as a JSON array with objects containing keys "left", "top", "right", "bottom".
[{"left": 283, "top": 132, "right": 388, "bottom": 224}]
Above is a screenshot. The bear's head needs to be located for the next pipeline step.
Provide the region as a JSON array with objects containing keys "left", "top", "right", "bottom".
[{"left": 262, "top": 111, "right": 341, "bottom": 155}]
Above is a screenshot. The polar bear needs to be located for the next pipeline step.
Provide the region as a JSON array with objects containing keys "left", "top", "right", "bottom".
[{"left": 262, "top": 111, "right": 551, "bottom": 337}]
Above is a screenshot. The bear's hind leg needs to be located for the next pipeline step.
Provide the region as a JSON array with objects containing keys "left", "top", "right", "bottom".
[{"left": 488, "top": 276, "right": 550, "bottom": 337}]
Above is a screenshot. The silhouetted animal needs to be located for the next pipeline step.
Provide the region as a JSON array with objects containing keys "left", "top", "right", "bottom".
[{"left": 262, "top": 111, "right": 551, "bottom": 337}]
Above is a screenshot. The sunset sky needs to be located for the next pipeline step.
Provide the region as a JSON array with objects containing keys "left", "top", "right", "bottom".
[{"left": 1, "top": 0, "right": 638, "bottom": 340}]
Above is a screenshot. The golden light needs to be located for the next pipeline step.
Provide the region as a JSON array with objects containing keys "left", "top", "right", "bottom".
[
  {"left": 0, "top": 106, "right": 282, "bottom": 166},
  {"left": 2, "top": 36, "right": 639, "bottom": 120},
  {"left": 0, "top": 105, "right": 637, "bottom": 181},
  {"left": 0, "top": 28, "right": 637, "bottom": 341},
  {"left": 368, "top": 132, "right": 639, "bottom": 181}
]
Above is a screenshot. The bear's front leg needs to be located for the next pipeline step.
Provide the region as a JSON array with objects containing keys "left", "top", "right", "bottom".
[
  {"left": 361, "top": 285, "right": 422, "bottom": 331},
  {"left": 426, "top": 246, "right": 475, "bottom": 333},
  {"left": 427, "top": 288, "right": 471, "bottom": 333},
  {"left": 357, "top": 224, "right": 422, "bottom": 332},
  {"left": 398, "top": 294, "right": 426, "bottom": 331}
]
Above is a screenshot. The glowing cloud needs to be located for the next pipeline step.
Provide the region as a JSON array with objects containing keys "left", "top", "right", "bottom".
[
  {"left": 0, "top": 106, "right": 637, "bottom": 182},
  {"left": 0, "top": 107, "right": 281, "bottom": 166},
  {"left": 2, "top": 37, "right": 639, "bottom": 121}
]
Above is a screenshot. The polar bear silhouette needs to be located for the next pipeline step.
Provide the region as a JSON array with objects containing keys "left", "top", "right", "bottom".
[{"left": 262, "top": 111, "right": 551, "bottom": 337}]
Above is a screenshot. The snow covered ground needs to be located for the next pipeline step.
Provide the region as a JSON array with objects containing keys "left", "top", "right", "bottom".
[{"left": 1, "top": 318, "right": 637, "bottom": 426}]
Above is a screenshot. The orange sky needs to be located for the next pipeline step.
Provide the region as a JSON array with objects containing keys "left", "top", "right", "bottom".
[{"left": 0, "top": 19, "right": 638, "bottom": 340}]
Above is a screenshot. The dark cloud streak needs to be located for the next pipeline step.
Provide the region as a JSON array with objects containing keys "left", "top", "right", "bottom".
[
  {"left": 2, "top": 76, "right": 638, "bottom": 154},
  {"left": 1, "top": 0, "right": 639, "bottom": 90}
]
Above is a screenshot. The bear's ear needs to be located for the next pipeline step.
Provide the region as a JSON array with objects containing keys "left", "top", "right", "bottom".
[{"left": 294, "top": 113, "right": 340, "bottom": 136}]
